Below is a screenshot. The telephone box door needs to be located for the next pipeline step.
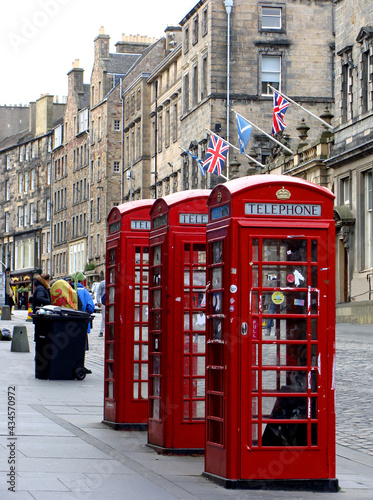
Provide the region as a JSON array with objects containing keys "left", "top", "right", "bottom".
[{"left": 239, "top": 226, "right": 334, "bottom": 480}]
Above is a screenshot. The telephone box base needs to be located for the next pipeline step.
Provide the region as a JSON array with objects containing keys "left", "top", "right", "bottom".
[
  {"left": 202, "top": 473, "right": 339, "bottom": 492},
  {"left": 147, "top": 443, "right": 204, "bottom": 456},
  {"left": 102, "top": 420, "right": 147, "bottom": 431}
]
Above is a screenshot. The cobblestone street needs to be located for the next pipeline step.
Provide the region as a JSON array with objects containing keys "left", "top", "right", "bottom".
[{"left": 335, "top": 324, "right": 373, "bottom": 456}]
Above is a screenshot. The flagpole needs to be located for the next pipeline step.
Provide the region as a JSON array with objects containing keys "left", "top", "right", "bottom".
[
  {"left": 232, "top": 111, "right": 294, "bottom": 155},
  {"left": 268, "top": 84, "right": 334, "bottom": 130}
]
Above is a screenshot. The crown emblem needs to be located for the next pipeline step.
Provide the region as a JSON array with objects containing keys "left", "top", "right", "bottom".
[
  {"left": 276, "top": 187, "right": 291, "bottom": 200},
  {"left": 217, "top": 191, "right": 222, "bottom": 203}
]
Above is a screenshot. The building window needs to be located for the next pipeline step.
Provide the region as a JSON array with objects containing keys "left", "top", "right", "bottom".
[
  {"left": 362, "top": 170, "right": 373, "bottom": 270},
  {"left": 97, "top": 197, "right": 101, "bottom": 222},
  {"left": 47, "top": 163, "right": 51, "bottom": 185},
  {"left": 184, "top": 26, "right": 189, "bottom": 53},
  {"left": 5, "top": 212, "right": 9, "bottom": 233},
  {"left": 78, "top": 109, "right": 89, "bottom": 133},
  {"left": 361, "top": 51, "right": 369, "bottom": 114},
  {"left": 202, "top": 8, "right": 208, "bottom": 36},
  {"left": 90, "top": 200, "right": 94, "bottom": 223},
  {"left": 5, "top": 180, "right": 10, "bottom": 201},
  {"left": 46, "top": 198, "right": 51, "bottom": 222},
  {"left": 165, "top": 109, "right": 170, "bottom": 148},
  {"left": 6, "top": 155, "right": 11, "bottom": 170},
  {"left": 54, "top": 125, "right": 63, "bottom": 149},
  {"left": 137, "top": 88, "right": 141, "bottom": 110},
  {"left": 18, "top": 206, "right": 24, "bottom": 227},
  {"left": 183, "top": 73, "right": 190, "bottom": 113},
  {"left": 201, "top": 56, "right": 208, "bottom": 100},
  {"left": 192, "top": 64, "right": 198, "bottom": 107},
  {"left": 114, "top": 119, "right": 120, "bottom": 131},
  {"left": 18, "top": 173, "right": 23, "bottom": 194},
  {"left": 97, "top": 158, "right": 101, "bottom": 181},
  {"left": 172, "top": 101, "right": 178, "bottom": 143},
  {"left": 30, "top": 203, "right": 34, "bottom": 225},
  {"left": 261, "top": 55, "right": 281, "bottom": 95},
  {"left": 192, "top": 15, "right": 199, "bottom": 45},
  {"left": 340, "top": 176, "right": 350, "bottom": 205},
  {"left": 19, "top": 146, "right": 24, "bottom": 162},
  {"left": 113, "top": 161, "right": 120, "bottom": 173},
  {"left": 31, "top": 169, "right": 36, "bottom": 190},
  {"left": 261, "top": 6, "right": 282, "bottom": 30}
]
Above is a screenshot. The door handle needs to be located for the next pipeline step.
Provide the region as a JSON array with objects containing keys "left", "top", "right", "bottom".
[{"left": 241, "top": 322, "right": 248, "bottom": 336}]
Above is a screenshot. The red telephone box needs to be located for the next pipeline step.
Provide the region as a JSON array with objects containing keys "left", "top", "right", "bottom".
[
  {"left": 104, "top": 199, "right": 153, "bottom": 429},
  {"left": 148, "top": 190, "right": 210, "bottom": 454},
  {"left": 204, "top": 175, "right": 338, "bottom": 491}
]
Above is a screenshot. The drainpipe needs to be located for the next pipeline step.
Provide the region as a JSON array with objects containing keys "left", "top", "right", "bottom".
[{"left": 224, "top": 0, "right": 233, "bottom": 179}]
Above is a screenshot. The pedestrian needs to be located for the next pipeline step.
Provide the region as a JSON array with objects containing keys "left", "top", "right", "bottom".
[
  {"left": 32, "top": 273, "right": 51, "bottom": 313},
  {"left": 72, "top": 272, "right": 95, "bottom": 374},
  {"left": 96, "top": 279, "right": 106, "bottom": 337}
]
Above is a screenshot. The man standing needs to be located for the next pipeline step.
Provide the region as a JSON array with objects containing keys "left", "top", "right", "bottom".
[{"left": 96, "top": 279, "right": 106, "bottom": 337}]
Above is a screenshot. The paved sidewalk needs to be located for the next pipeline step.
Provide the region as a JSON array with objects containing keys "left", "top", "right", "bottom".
[{"left": 0, "top": 311, "right": 372, "bottom": 499}]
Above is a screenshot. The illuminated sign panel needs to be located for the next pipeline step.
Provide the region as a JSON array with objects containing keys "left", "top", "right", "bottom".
[{"left": 245, "top": 203, "right": 322, "bottom": 217}]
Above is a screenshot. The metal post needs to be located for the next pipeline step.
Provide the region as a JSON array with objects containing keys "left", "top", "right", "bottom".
[{"left": 224, "top": 0, "right": 233, "bottom": 179}]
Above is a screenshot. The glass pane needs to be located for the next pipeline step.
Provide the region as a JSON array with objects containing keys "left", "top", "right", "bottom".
[
  {"left": 109, "top": 249, "right": 115, "bottom": 265},
  {"left": 193, "top": 313, "right": 205, "bottom": 331},
  {"left": 184, "top": 356, "right": 190, "bottom": 375},
  {"left": 184, "top": 269, "right": 190, "bottom": 286},
  {"left": 109, "top": 269, "right": 115, "bottom": 284},
  {"left": 108, "top": 343, "right": 114, "bottom": 359},
  {"left": 141, "top": 382, "right": 148, "bottom": 399},
  {"left": 134, "top": 344, "right": 140, "bottom": 361},
  {"left": 194, "top": 378, "right": 205, "bottom": 397},
  {"left": 107, "top": 381, "right": 113, "bottom": 399},
  {"left": 135, "top": 287, "right": 141, "bottom": 303},
  {"left": 142, "top": 305, "right": 148, "bottom": 321},
  {"left": 153, "top": 377, "right": 160, "bottom": 397},
  {"left": 263, "top": 239, "right": 307, "bottom": 262},
  {"left": 212, "top": 317, "right": 222, "bottom": 340},
  {"left": 252, "top": 238, "right": 259, "bottom": 261},
  {"left": 153, "top": 355, "right": 160, "bottom": 375},
  {"left": 193, "top": 400, "right": 205, "bottom": 419},
  {"left": 252, "top": 423, "right": 258, "bottom": 447},
  {"left": 252, "top": 397, "right": 259, "bottom": 418},
  {"left": 252, "top": 265, "right": 259, "bottom": 287},
  {"left": 184, "top": 313, "right": 190, "bottom": 330},
  {"left": 311, "top": 319, "right": 317, "bottom": 340},
  {"left": 153, "top": 246, "right": 161, "bottom": 265},
  {"left": 262, "top": 423, "right": 307, "bottom": 447},
  {"left": 262, "top": 55, "right": 280, "bottom": 72},
  {"left": 184, "top": 333, "right": 190, "bottom": 353},
  {"left": 252, "top": 370, "right": 258, "bottom": 391},
  {"left": 193, "top": 333, "right": 205, "bottom": 353},
  {"left": 133, "top": 363, "right": 139, "bottom": 379},
  {"left": 152, "top": 399, "right": 160, "bottom": 419},
  {"left": 261, "top": 319, "right": 308, "bottom": 340},
  {"left": 251, "top": 291, "right": 259, "bottom": 314},
  {"left": 108, "top": 305, "right": 114, "bottom": 322},
  {"left": 108, "top": 325, "right": 114, "bottom": 341},
  {"left": 184, "top": 243, "right": 191, "bottom": 263},
  {"left": 143, "top": 248, "right": 149, "bottom": 263},
  {"left": 141, "top": 344, "right": 148, "bottom": 361},
  {"left": 261, "top": 370, "right": 308, "bottom": 392},
  {"left": 193, "top": 356, "right": 205, "bottom": 376},
  {"left": 153, "top": 268, "right": 161, "bottom": 285},
  {"left": 133, "top": 325, "right": 140, "bottom": 342},
  {"left": 311, "top": 292, "right": 318, "bottom": 314},
  {"left": 193, "top": 269, "right": 206, "bottom": 287},
  {"left": 152, "top": 312, "right": 161, "bottom": 331},
  {"left": 143, "top": 270, "right": 149, "bottom": 283},
  {"left": 134, "top": 306, "right": 140, "bottom": 321},
  {"left": 141, "top": 363, "right": 148, "bottom": 380},
  {"left": 263, "top": 265, "right": 307, "bottom": 288},
  {"left": 212, "top": 292, "right": 222, "bottom": 313},
  {"left": 106, "top": 363, "right": 114, "bottom": 379},
  {"left": 135, "top": 248, "right": 141, "bottom": 263},
  {"left": 135, "top": 268, "right": 141, "bottom": 283},
  {"left": 261, "top": 344, "right": 308, "bottom": 367},
  {"left": 108, "top": 286, "right": 115, "bottom": 302},
  {"left": 212, "top": 241, "right": 222, "bottom": 264},
  {"left": 212, "top": 267, "right": 222, "bottom": 289},
  {"left": 311, "top": 240, "right": 318, "bottom": 261},
  {"left": 262, "top": 291, "right": 308, "bottom": 315},
  {"left": 184, "top": 378, "right": 190, "bottom": 398},
  {"left": 143, "top": 287, "right": 149, "bottom": 302},
  {"left": 184, "top": 401, "right": 190, "bottom": 420},
  {"left": 193, "top": 245, "right": 206, "bottom": 263},
  {"left": 142, "top": 326, "right": 148, "bottom": 341},
  {"left": 133, "top": 382, "right": 139, "bottom": 399}
]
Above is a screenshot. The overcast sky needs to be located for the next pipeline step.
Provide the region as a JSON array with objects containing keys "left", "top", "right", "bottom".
[{"left": 0, "top": 0, "right": 198, "bottom": 106}]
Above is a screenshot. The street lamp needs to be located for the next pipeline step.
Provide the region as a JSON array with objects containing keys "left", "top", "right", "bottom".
[{"left": 224, "top": 0, "right": 234, "bottom": 178}]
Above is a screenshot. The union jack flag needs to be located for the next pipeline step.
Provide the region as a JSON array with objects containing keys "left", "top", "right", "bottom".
[
  {"left": 202, "top": 133, "right": 230, "bottom": 177},
  {"left": 272, "top": 90, "right": 290, "bottom": 135}
]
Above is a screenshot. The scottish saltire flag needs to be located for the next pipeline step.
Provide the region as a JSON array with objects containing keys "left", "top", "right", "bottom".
[
  {"left": 202, "top": 133, "right": 230, "bottom": 176},
  {"left": 183, "top": 149, "right": 205, "bottom": 176},
  {"left": 272, "top": 90, "right": 290, "bottom": 135},
  {"left": 235, "top": 113, "right": 252, "bottom": 154}
]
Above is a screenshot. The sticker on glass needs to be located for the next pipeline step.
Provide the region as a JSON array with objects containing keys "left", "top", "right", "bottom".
[
  {"left": 294, "top": 299, "right": 305, "bottom": 306},
  {"left": 272, "top": 291, "right": 284, "bottom": 304},
  {"left": 230, "top": 284, "right": 238, "bottom": 293}
]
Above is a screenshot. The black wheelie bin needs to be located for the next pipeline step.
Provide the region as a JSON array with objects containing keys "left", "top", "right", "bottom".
[{"left": 32, "top": 306, "right": 93, "bottom": 380}]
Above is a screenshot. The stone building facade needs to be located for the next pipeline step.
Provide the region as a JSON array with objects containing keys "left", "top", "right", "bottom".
[
  {"left": 0, "top": 94, "right": 65, "bottom": 302},
  {"left": 326, "top": 0, "right": 373, "bottom": 303},
  {"left": 0, "top": 105, "right": 29, "bottom": 142}
]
